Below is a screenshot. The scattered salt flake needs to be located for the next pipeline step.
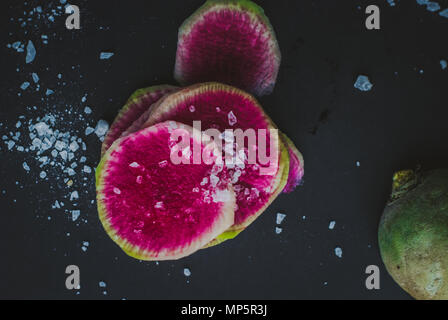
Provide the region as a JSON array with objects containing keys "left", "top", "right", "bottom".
[
  {"left": 20, "top": 82, "right": 30, "bottom": 90},
  {"left": 99, "top": 281, "right": 106, "bottom": 288},
  {"left": 22, "top": 162, "right": 30, "bottom": 171},
  {"left": 136, "top": 176, "right": 143, "bottom": 184},
  {"left": 54, "top": 140, "right": 66, "bottom": 151},
  {"left": 129, "top": 162, "right": 140, "bottom": 168},
  {"left": 183, "top": 268, "right": 191, "bottom": 277},
  {"left": 426, "top": 2, "right": 440, "bottom": 12},
  {"left": 69, "top": 141, "right": 79, "bottom": 152},
  {"left": 440, "top": 8, "right": 448, "bottom": 17},
  {"left": 85, "top": 127, "right": 94, "bottom": 136},
  {"left": 276, "top": 213, "right": 286, "bottom": 225},
  {"left": 70, "top": 191, "right": 79, "bottom": 201},
  {"left": 83, "top": 241, "right": 89, "bottom": 247},
  {"left": 53, "top": 200, "right": 61, "bottom": 209},
  {"left": 154, "top": 201, "right": 164, "bottom": 209},
  {"left": 32, "top": 73, "right": 39, "bottom": 83},
  {"left": 356, "top": 161, "right": 361, "bottom": 167},
  {"left": 40, "top": 171, "right": 47, "bottom": 179},
  {"left": 335, "top": 247, "right": 343, "bottom": 258},
  {"left": 158, "top": 160, "right": 168, "bottom": 168},
  {"left": 387, "top": 0, "right": 395, "bottom": 6},
  {"left": 354, "top": 75, "right": 373, "bottom": 91},
  {"left": 328, "top": 221, "right": 336, "bottom": 230},
  {"left": 45, "top": 89, "right": 54, "bottom": 96},
  {"left": 25, "top": 40, "right": 36, "bottom": 64},
  {"left": 275, "top": 227, "right": 283, "bottom": 234},
  {"left": 71, "top": 210, "right": 80, "bottom": 221},
  {"left": 59, "top": 150, "right": 68, "bottom": 161},
  {"left": 228, "top": 111, "right": 237, "bottom": 126},
  {"left": 113, "top": 187, "right": 121, "bottom": 195},
  {"left": 209, "top": 174, "right": 219, "bottom": 187},
  {"left": 84, "top": 106, "right": 92, "bottom": 114},
  {"left": 440, "top": 59, "right": 447, "bottom": 70},
  {"left": 94, "top": 120, "right": 109, "bottom": 137},
  {"left": 83, "top": 165, "right": 92, "bottom": 174},
  {"left": 81, "top": 246, "right": 87, "bottom": 252},
  {"left": 100, "top": 52, "right": 114, "bottom": 60},
  {"left": 189, "top": 105, "right": 196, "bottom": 112}
]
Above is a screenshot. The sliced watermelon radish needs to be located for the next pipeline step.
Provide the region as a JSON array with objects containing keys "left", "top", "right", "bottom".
[
  {"left": 96, "top": 121, "right": 236, "bottom": 260},
  {"left": 120, "top": 88, "right": 179, "bottom": 139},
  {"left": 140, "top": 82, "right": 290, "bottom": 235},
  {"left": 281, "top": 133, "right": 304, "bottom": 193},
  {"left": 174, "top": 0, "right": 281, "bottom": 96},
  {"left": 101, "top": 85, "right": 177, "bottom": 156}
]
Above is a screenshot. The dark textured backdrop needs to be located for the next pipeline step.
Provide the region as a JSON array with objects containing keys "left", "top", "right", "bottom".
[{"left": 0, "top": 0, "right": 447, "bottom": 299}]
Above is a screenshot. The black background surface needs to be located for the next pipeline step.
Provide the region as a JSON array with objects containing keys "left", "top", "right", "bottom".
[{"left": 0, "top": 0, "right": 447, "bottom": 300}]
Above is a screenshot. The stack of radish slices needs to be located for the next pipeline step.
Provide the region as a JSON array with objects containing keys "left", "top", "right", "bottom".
[{"left": 96, "top": 0, "right": 304, "bottom": 260}]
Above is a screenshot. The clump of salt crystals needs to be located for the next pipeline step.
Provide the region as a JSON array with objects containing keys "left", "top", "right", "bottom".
[
  {"left": 1, "top": 109, "right": 101, "bottom": 225},
  {"left": 212, "top": 189, "right": 232, "bottom": 203}
]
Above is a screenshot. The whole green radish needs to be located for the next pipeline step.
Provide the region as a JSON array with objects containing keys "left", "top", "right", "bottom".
[{"left": 379, "top": 169, "right": 448, "bottom": 300}]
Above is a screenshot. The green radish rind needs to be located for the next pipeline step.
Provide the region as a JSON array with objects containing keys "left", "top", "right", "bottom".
[{"left": 101, "top": 85, "right": 177, "bottom": 156}]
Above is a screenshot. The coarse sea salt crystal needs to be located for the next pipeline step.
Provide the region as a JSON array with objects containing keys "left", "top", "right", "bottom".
[
  {"left": 158, "top": 160, "right": 168, "bottom": 168},
  {"left": 32, "top": 73, "right": 39, "bottom": 83},
  {"left": 154, "top": 201, "right": 164, "bottom": 209},
  {"left": 85, "top": 127, "right": 94, "bottom": 136},
  {"left": 129, "top": 162, "right": 139, "bottom": 168},
  {"left": 354, "top": 75, "right": 373, "bottom": 92},
  {"left": 183, "top": 268, "right": 191, "bottom": 277},
  {"left": 26, "top": 40, "right": 36, "bottom": 63},
  {"left": 20, "top": 82, "right": 30, "bottom": 90},
  {"left": 100, "top": 52, "right": 114, "bottom": 60},
  {"left": 228, "top": 111, "right": 237, "bottom": 126},
  {"left": 83, "top": 165, "right": 91, "bottom": 173},
  {"left": 328, "top": 221, "right": 336, "bottom": 230},
  {"left": 70, "top": 191, "right": 79, "bottom": 201},
  {"left": 94, "top": 120, "right": 109, "bottom": 137},
  {"left": 440, "top": 8, "right": 448, "bottom": 17},
  {"left": 71, "top": 210, "right": 80, "bottom": 221},
  {"left": 276, "top": 213, "right": 286, "bottom": 225},
  {"left": 22, "top": 162, "right": 30, "bottom": 171},
  {"left": 335, "top": 247, "right": 343, "bottom": 258}
]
